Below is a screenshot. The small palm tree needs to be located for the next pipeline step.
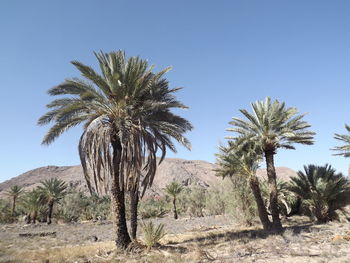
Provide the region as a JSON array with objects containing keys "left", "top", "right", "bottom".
[
  {"left": 5, "top": 185, "right": 25, "bottom": 216},
  {"left": 38, "top": 178, "right": 67, "bottom": 224},
  {"left": 333, "top": 124, "right": 350, "bottom": 157},
  {"left": 215, "top": 140, "right": 272, "bottom": 230},
  {"left": 38, "top": 51, "right": 192, "bottom": 249},
  {"left": 165, "top": 181, "right": 183, "bottom": 219},
  {"left": 140, "top": 221, "right": 166, "bottom": 251},
  {"left": 228, "top": 97, "right": 315, "bottom": 230},
  {"left": 289, "top": 164, "right": 350, "bottom": 223},
  {"left": 22, "top": 189, "right": 44, "bottom": 224}
]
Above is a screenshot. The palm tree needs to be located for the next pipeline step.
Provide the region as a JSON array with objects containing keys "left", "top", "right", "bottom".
[
  {"left": 228, "top": 97, "right": 315, "bottom": 230},
  {"left": 22, "top": 189, "right": 44, "bottom": 224},
  {"left": 38, "top": 51, "right": 192, "bottom": 249},
  {"left": 215, "top": 140, "right": 272, "bottom": 230},
  {"left": 38, "top": 178, "right": 67, "bottom": 224},
  {"left": 333, "top": 124, "right": 350, "bottom": 157},
  {"left": 289, "top": 164, "right": 350, "bottom": 223},
  {"left": 165, "top": 181, "right": 183, "bottom": 219},
  {"left": 5, "top": 185, "right": 24, "bottom": 216}
]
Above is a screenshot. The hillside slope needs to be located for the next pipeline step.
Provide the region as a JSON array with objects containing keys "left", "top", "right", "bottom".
[{"left": 0, "top": 158, "right": 297, "bottom": 197}]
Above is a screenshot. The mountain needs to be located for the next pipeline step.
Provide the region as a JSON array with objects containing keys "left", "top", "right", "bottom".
[{"left": 0, "top": 158, "right": 297, "bottom": 197}]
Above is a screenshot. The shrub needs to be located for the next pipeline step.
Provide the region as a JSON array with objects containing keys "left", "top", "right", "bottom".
[
  {"left": 289, "top": 164, "right": 350, "bottom": 223},
  {"left": 205, "top": 187, "right": 227, "bottom": 215},
  {"left": 55, "top": 191, "right": 89, "bottom": 222},
  {"left": 80, "top": 194, "right": 111, "bottom": 221},
  {"left": 139, "top": 197, "right": 168, "bottom": 219},
  {"left": 178, "top": 186, "right": 206, "bottom": 217},
  {"left": 0, "top": 199, "right": 15, "bottom": 223},
  {"left": 227, "top": 176, "right": 257, "bottom": 226},
  {"left": 140, "top": 221, "right": 166, "bottom": 250},
  {"left": 205, "top": 180, "right": 237, "bottom": 216}
]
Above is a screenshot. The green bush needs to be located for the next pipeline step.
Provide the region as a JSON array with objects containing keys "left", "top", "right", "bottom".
[
  {"left": 140, "top": 221, "right": 166, "bottom": 250},
  {"left": 139, "top": 197, "right": 168, "bottom": 219},
  {"left": 227, "top": 176, "right": 258, "bottom": 226},
  {"left": 0, "top": 199, "right": 15, "bottom": 224},
  {"left": 55, "top": 190, "right": 89, "bottom": 222},
  {"left": 178, "top": 186, "right": 206, "bottom": 217},
  {"left": 289, "top": 164, "right": 350, "bottom": 223},
  {"left": 205, "top": 185, "right": 228, "bottom": 216}
]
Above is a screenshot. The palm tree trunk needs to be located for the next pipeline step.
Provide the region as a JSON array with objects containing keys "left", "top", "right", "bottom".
[
  {"left": 249, "top": 174, "right": 272, "bottom": 230},
  {"left": 47, "top": 200, "right": 54, "bottom": 225},
  {"left": 12, "top": 196, "right": 16, "bottom": 216},
  {"left": 130, "top": 189, "right": 139, "bottom": 240},
  {"left": 264, "top": 151, "right": 282, "bottom": 230},
  {"left": 32, "top": 211, "right": 37, "bottom": 224},
  {"left": 173, "top": 197, "right": 178, "bottom": 219},
  {"left": 25, "top": 213, "right": 31, "bottom": 224},
  {"left": 111, "top": 140, "right": 131, "bottom": 249}
]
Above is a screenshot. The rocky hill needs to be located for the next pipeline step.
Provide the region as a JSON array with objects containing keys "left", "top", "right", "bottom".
[{"left": 0, "top": 158, "right": 297, "bottom": 197}]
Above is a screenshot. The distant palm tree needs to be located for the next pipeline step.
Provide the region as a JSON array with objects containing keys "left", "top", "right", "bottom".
[
  {"left": 38, "top": 51, "right": 192, "bottom": 248},
  {"left": 333, "top": 124, "right": 350, "bottom": 157},
  {"left": 228, "top": 97, "right": 315, "bottom": 230},
  {"left": 22, "top": 189, "right": 44, "bottom": 224},
  {"left": 5, "top": 185, "right": 25, "bottom": 216},
  {"left": 165, "top": 181, "right": 183, "bottom": 219},
  {"left": 38, "top": 178, "right": 67, "bottom": 224},
  {"left": 289, "top": 164, "right": 350, "bottom": 223},
  {"left": 215, "top": 140, "right": 272, "bottom": 230}
]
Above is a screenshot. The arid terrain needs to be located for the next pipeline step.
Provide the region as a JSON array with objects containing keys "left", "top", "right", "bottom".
[
  {"left": 1, "top": 215, "right": 350, "bottom": 263},
  {"left": 1, "top": 159, "right": 349, "bottom": 262},
  {"left": 0, "top": 158, "right": 297, "bottom": 197}
]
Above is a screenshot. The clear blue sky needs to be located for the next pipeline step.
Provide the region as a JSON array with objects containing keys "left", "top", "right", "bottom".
[{"left": 1, "top": 0, "right": 349, "bottom": 182}]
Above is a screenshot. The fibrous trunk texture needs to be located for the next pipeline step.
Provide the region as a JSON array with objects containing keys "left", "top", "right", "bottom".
[
  {"left": 173, "top": 197, "right": 178, "bottom": 219},
  {"left": 111, "top": 140, "right": 131, "bottom": 249},
  {"left": 47, "top": 201, "right": 54, "bottom": 225},
  {"left": 12, "top": 197, "right": 16, "bottom": 216},
  {"left": 249, "top": 174, "right": 272, "bottom": 230},
  {"left": 265, "top": 151, "right": 282, "bottom": 230},
  {"left": 130, "top": 189, "right": 139, "bottom": 240}
]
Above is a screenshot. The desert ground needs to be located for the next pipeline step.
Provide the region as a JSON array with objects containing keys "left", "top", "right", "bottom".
[{"left": 1, "top": 215, "right": 350, "bottom": 263}]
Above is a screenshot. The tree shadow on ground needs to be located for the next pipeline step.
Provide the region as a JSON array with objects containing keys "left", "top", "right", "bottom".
[
  {"left": 167, "top": 223, "right": 314, "bottom": 246},
  {"left": 158, "top": 244, "right": 189, "bottom": 253}
]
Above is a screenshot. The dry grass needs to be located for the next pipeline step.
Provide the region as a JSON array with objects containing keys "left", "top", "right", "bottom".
[
  {"left": 1, "top": 241, "right": 115, "bottom": 263},
  {"left": 1, "top": 216, "right": 350, "bottom": 263}
]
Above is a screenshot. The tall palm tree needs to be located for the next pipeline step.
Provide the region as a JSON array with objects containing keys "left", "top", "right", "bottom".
[
  {"left": 215, "top": 140, "right": 272, "bottom": 230},
  {"left": 228, "top": 97, "right": 315, "bottom": 230},
  {"left": 289, "top": 164, "right": 350, "bottom": 223},
  {"left": 5, "top": 185, "right": 25, "bottom": 216},
  {"left": 165, "top": 181, "right": 183, "bottom": 219},
  {"left": 333, "top": 124, "right": 350, "bottom": 157},
  {"left": 38, "top": 178, "right": 67, "bottom": 224},
  {"left": 38, "top": 50, "right": 192, "bottom": 248}
]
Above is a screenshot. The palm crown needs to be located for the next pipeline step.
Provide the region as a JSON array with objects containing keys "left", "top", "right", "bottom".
[
  {"left": 165, "top": 181, "right": 183, "bottom": 198},
  {"left": 228, "top": 97, "right": 315, "bottom": 153},
  {"left": 5, "top": 185, "right": 25, "bottom": 215},
  {"left": 5, "top": 185, "right": 24, "bottom": 199},
  {"left": 289, "top": 164, "right": 350, "bottom": 222},
  {"left": 333, "top": 124, "right": 350, "bottom": 157},
  {"left": 215, "top": 139, "right": 261, "bottom": 179},
  {"left": 38, "top": 178, "right": 67, "bottom": 202},
  {"left": 38, "top": 51, "right": 193, "bottom": 195}
]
